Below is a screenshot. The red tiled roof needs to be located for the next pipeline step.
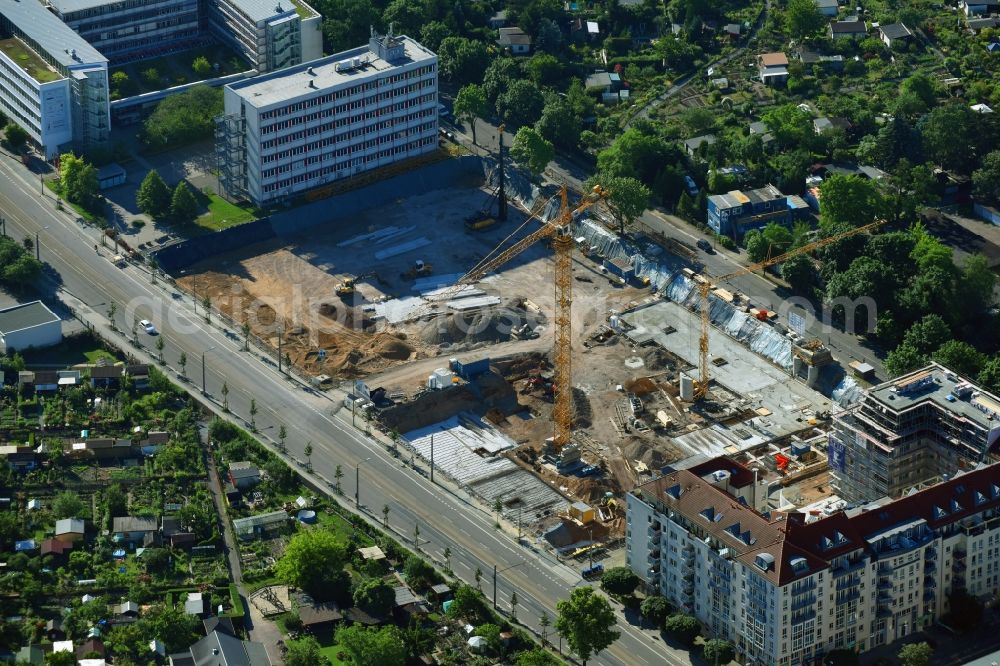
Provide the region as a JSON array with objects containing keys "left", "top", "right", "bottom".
[{"left": 635, "top": 457, "right": 1000, "bottom": 586}]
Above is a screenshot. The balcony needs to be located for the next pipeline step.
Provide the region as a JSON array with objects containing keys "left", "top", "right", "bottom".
[
  {"left": 832, "top": 559, "right": 867, "bottom": 577},
  {"left": 878, "top": 578, "right": 893, "bottom": 591},
  {"left": 836, "top": 574, "right": 861, "bottom": 591},
  {"left": 836, "top": 589, "right": 861, "bottom": 605},
  {"left": 923, "top": 589, "right": 936, "bottom": 603},
  {"left": 878, "top": 565, "right": 893, "bottom": 576},
  {"left": 954, "top": 549, "right": 966, "bottom": 560},
  {"left": 648, "top": 524, "right": 661, "bottom": 538},
  {"left": 791, "top": 608, "right": 817, "bottom": 625},
  {"left": 925, "top": 547, "right": 937, "bottom": 561},
  {"left": 953, "top": 560, "right": 966, "bottom": 573},
  {"left": 924, "top": 562, "right": 936, "bottom": 575},
  {"left": 791, "top": 595, "right": 817, "bottom": 611},
  {"left": 924, "top": 575, "right": 936, "bottom": 589},
  {"left": 877, "top": 591, "right": 894, "bottom": 605}
]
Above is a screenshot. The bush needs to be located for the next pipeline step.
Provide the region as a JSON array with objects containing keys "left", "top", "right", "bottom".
[
  {"left": 702, "top": 639, "right": 734, "bottom": 665},
  {"left": 192, "top": 56, "right": 212, "bottom": 76},
  {"left": 714, "top": 234, "right": 736, "bottom": 251}
]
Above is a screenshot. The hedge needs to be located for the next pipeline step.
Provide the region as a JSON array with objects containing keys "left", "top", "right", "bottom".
[{"left": 226, "top": 583, "right": 245, "bottom": 621}]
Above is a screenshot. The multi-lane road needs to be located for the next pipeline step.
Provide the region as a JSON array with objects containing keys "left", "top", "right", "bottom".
[{"left": 0, "top": 153, "right": 691, "bottom": 665}]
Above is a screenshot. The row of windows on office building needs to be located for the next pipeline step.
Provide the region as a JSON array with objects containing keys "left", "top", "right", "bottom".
[
  {"left": 260, "top": 79, "right": 434, "bottom": 136},
  {"left": 260, "top": 134, "right": 434, "bottom": 194},
  {"left": 261, "top": 105, "right": 434, "bottom": 157},
  {"left": 260, "top": 120, "right": 435, "bottom": 178},
  {"left": 258, "top": 65, "right": 436, "bottom": 121},
  {"left": 68, "top": 3, "right": 198, "bottom": 30}
]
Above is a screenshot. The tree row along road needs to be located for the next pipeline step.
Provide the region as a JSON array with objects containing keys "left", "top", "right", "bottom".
[{"left": 0, "top": 157, "right": 687, "bottom": 665}]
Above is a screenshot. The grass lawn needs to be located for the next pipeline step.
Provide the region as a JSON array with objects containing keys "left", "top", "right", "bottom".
[
  {"left": 0, "top": 38, "right": 62, "bottom": 83},
  {"left": 194, "top": 191, "right": 257, "bottom": 231},
  {"left": 22, "top": 335, "right": 118, "bottom": 367},
  {"left": 318, "top": 642, "right": 348, "bottom": 666},
  {"left": 44, "top": 180, "right": 104, "bottom": 225}
]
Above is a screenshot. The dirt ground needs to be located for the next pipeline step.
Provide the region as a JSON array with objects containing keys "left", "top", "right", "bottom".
[{"left": 175, "top": 184, "right": 559, "bottom": 377}]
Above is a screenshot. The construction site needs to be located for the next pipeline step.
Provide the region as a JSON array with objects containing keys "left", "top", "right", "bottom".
[{"left": 171, "top": 154, "right": 856, "bottom": 565}]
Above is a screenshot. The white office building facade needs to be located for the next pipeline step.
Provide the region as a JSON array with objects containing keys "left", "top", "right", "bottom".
[
  {"left": 0, "top": 0, "right": 108, "bottom": 158},
  {"left": 209, "top": 0, "right": 322, "bottom": 74},
  {"left": 217, "top": 31, "right": 437, "bottom": 205},
  {"left": 627, "top": 457, "right": 1000, "bottom": 666}
]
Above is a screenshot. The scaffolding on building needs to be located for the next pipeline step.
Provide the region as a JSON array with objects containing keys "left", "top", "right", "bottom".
[{"left": 215, "top": 112, "right": 247, "bottom": 202}]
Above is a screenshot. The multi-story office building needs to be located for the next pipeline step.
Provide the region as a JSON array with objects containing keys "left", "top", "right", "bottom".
[
  {"left": 626, "top": 455, "right": 1000, "bottom": 666},
  {"left": 707, "top": 184, "right": 810, "bottom": 239},
  {"left": 0, "top": 0, "right": 108, "bottom": 158},
  {"left": 209, "top": 0, "right": 322, "bottom": 73},
  {"left": 216, "top": 31, "right": 438, "bottom": 205},
  {"left": 48, "top": 0, "right": 201, "bottom": 62},
  {"left": 830, "top": 363, "right": 1000, "bottom": 503}
]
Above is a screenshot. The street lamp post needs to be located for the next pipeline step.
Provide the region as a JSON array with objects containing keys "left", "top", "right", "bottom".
[
  {"left": 201, "top": 346, "right": 217, "bottom": 395},
  {"left": 493, "top": 561, "right": 524, "bottom": 611},
  {"left": 355, "top": 457, "right": 371, "bottom": 507}
]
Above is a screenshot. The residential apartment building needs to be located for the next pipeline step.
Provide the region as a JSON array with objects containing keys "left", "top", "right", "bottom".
[
  {"left": 707, "top": 184, "right": 809, "bottom": 239},
  {"left": 48, "top": 0, "right": 201, "bottom": 62},
  {"left": 830, "top": 364, "right": 1000, "bottom": 503},
  {"left": 216, "top": 30, "right": 438, "bottom": 205},
  {"left": 626, "top": 456, "right": 1000, "bottom": 666},
  {"left": 209, "top": 0, "right": 322, "bottom": 73},
  {"left": 0, "top": 0, "right": 108, "bottom": 158}
]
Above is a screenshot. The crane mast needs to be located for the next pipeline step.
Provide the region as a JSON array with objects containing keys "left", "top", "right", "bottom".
[
  {"left": 694, "top": 218, "right": 889, "bottom": 400},
  {"left": 552, "top": 187, "right": 574, "bottom": 449}
]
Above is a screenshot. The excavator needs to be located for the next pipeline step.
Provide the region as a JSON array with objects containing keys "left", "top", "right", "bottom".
[{"left": 336, "top": 271, "right": 382, "bottom": 297}]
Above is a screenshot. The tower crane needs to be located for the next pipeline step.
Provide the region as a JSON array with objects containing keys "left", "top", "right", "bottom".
[
  {"left": 441, "top": 184, "right": 609, "bottom": 448},
  {"left": 693, "top": 218, "right": 889, "bottom": 400}
]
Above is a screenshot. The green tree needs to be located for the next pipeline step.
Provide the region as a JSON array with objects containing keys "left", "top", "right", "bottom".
[
  {"left": 191, "top": 56, "right": 212, "bottom": 76},
  {"left": 932, "top": 341, "right": 985, "bottom": 377},
  {"left": 4, "top": 123, "right": 28, "bottom": 151},
  {"left": 781, "top": 254, "right": 815, "bottom": 294},
  {"left": 979, "top": 356, "right": 1000, "bottom": 394},
  {"left": 381, "top": 0, "right": 425, "bottom": 35},
  {"left": 702, "top": 639, "right": 734, "bottom": 665},
  {"left": 786, "top": 0, "right": 826, "bottom": 39},
  {"left": 898, "top": 642, "right": 933, "bottom": 666},
  {"left": 144, "top": 603, "right": 201, "bottom": 652},
  {"left": 111, "top": 70, "right": 131, "bottom": 94},
  {"left": 142, "top": 67, "right": 160, "bottom": 85},
  {"left": 137, "top": 170, "right": 172, "bottom": 219},
  {"left": 535, "top": 99, "right": 581, "bottom": 150},
  {"left": 170, "top": 181, "right": 200, "bottom": 222},
  {"left": 900, "top": 72, "right": 939, "bottom": 110},
  {"left": 762, "top": 104, "right": 813, "bottom": 150},
  {"left": 676, "top": 191, "right": 698, "bottom": 221},
  {"left": 511, "top": 126, "right": 555, "bottom": 177},
  {"left": 453, "top": 84, "right": 489, "bottom": 145},
  {"left": 353, "top": 578, "right": 395, "bottom": 617},
  {"left": 474, "top": 622, "right": 502, "bottom": 652},
  {"left": 59, "top": 153, "right": 100, "bottom": 209},
  {"left": 597, "top": 128, "right": 677, "bottom": 185},
  {"left": 525, "top": 53, "right": 563, "bottom": 86},
  {"left": 744, "top": 229, "right": 768, "bottom": 262},
  {"left": 902, "top": 314, "right": 953, "bottom": 356},
  {"left": 664, "top": 613, "right": 701, "bottom": 645},
  {"left": 496, "top": 79, "right": 545, "bottom": 127},
  {"left": 284, "top": 636, "right": 325, "bottom": 666},
  {"left": 554, "top": 587, "right": 620, "bottom": 665},
  {"left": 599, "top": 566, "right": 640, "bottom": 597},
  {"left": 45, "top": 651, "right": 76, "bottom": 666},
  {"left": 885, "top": 344, "right": 928, "bottom": 377},
  {"left": 52, "top": 491, "right": 85, "bottom": 519},
  {"left": 592, "top": 175, "right": 650, "bottom": 236},
  {"left": 320, "top": 0, "right": 378, "bottom": 53},
  {"left": 141, "top": 85, "right": 223, "bottom": 150},
  {"left": 639, "top": 596, "right": 671, "bottom": 626},
  {"left": 973, "top": 150, "right": 1000, "bottom": 205},
  {"left": 419, "top": 21, "right": 450, "bottom": 52},
  {"left": 483, "top": 57, "right": 521, "bottom": 105},
  {"left": 336, "top": 625, "right": 407, "bottom": 666},
  {"left": 403, "top": 555, "right": 437, "bottom": 590},
  {"left": 919, "top": 103, "right": 977, "bottom": 172},
  {"left": 448, "top": 584, "right": 487, "bottom": 623},
  {"left": 437, "top": 37, "right": 490, "bottom": 85},
  {"left": 819, "top": 175, "right": 885, "bottom": 230},
  {"left": 761, "top": 222, "right": 793, "bottom": 257},
  {"left": 275, "top": 530, "right": 348, "bottom": 599}
]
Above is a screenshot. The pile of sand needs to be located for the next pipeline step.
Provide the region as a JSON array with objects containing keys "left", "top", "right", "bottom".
[
  {"left": 418, "top": 306, "right": 545, "bottom": 348},
  {"left": 625, "top": 377, "right": 658, "bottom": 396}
]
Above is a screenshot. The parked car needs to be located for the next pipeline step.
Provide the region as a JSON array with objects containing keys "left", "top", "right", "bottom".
[{"left": 697, "top": 239, "right": 714, "bottom": 253}]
